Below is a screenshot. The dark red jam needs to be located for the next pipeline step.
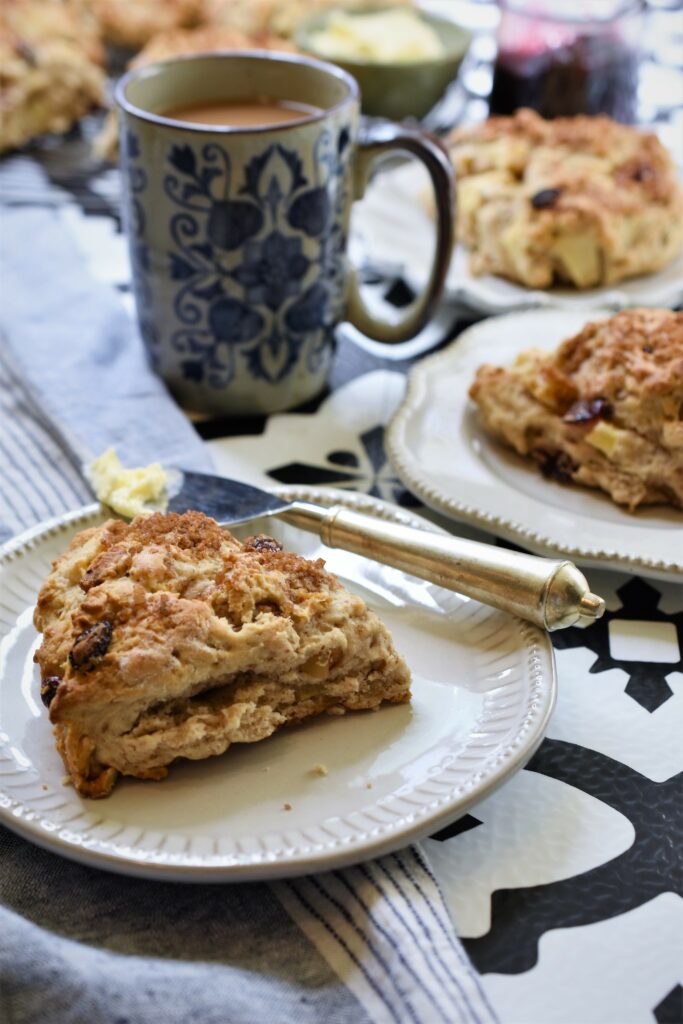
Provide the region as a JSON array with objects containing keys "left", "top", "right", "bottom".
[{"left": 489, "top": 33, "right": 639, "bottom": 122}]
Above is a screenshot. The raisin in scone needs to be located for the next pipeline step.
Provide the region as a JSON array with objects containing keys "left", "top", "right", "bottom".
[
  {"left": 0, "top": 0, "right": 105, "bottom": 154},
  {"left": 469, "top": 309, "right": 683, "bottom": 511},
  {"left": 448, "top": 109, "right": 683, "bottom": 289},
  {"left": 34, "top": 511, "right": 411, "bottom": 798}
]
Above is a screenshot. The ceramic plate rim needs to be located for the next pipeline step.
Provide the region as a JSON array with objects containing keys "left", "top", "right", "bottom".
[
  {"left": 0, "top": 487, "right": 556, "bottom": 881},
  {"left": 386, "top": 310, "right": 683, "bottom": 580}
]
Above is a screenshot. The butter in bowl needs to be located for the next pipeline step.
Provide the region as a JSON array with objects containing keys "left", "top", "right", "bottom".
[{"left": 295, "top": 6, "right": 471, "bottom": 120}]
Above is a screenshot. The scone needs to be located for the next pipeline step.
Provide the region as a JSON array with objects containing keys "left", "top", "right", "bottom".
[
  {"left": 469, "top": 308, "right": 683, "bottom": 511},
  {"left": 0, "top": 0, "right": 105, "bottom": 154},
  {"left": 448, "top": 109, "right": 683, "bottom": 289},
  {"left": 93, "top": 23, "right": 296, "bottom": 160},
  {"left": 90, "top": 0, "right": 202, "bottom": 50},
  {"left": 127, "top": 23, "right": 296, "bottom": 66},
  {"left": 34, "top": 511, "right": 411, "bottom": 798}
]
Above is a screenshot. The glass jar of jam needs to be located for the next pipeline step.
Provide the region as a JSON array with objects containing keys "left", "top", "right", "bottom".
[{"left": 489, "top": 0, "right": 644, "bottom": 122}]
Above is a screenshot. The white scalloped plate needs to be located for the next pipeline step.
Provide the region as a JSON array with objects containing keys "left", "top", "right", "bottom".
[
  {"left": 353, "top": 162, "right": 683, "bottom": 314},
  {"left": 0, "top": 486, "right": 555, "bottom": 881},
  {"left": 386, "top": 310, "right": 683, "bottom": 581}
]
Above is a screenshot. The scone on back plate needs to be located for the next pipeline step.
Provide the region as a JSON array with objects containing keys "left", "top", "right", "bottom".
[
  {"left": 469, "top": 308, "right": 683, "bottom": 511},
  {"left": 0, "top": 0, "right": 105, "bottom": 154},
  {"left": 448, "top": 109, "right": 683, "bottom": 289},
  {"left": 34, "top": 512, "right": 411, "bottom": 798}
]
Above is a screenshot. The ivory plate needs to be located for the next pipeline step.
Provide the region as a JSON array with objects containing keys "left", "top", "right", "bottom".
[
  {"left": 387, "top": 310, "right": 683, "bottom": 580},
  {"left": 0, "top": 487, "right": 555, "bottom": 881}
]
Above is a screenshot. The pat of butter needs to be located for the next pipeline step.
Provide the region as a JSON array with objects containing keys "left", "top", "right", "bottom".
[
  {"left": 585, "top": 421, "right": 622, "bottom": 458},
  {"left": 88, "top": 448, "right": 169, "bottom": 518},
  {"left": 310, "top": 10, "right": 444, "bottom": 64}
]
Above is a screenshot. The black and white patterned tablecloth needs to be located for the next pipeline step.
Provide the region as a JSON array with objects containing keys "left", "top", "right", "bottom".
[{"left": 1, "top": 3, "right": 682, "bottom": 1021}]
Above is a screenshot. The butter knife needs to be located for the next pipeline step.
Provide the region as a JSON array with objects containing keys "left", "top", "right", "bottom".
[{"left": 165, "top": 470, "right": 605, "bottom": 632}]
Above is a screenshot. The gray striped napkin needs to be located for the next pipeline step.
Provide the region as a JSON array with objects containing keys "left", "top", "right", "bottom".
[{"left": 0, "top": 202, "right": 497, "bottom": 1024}]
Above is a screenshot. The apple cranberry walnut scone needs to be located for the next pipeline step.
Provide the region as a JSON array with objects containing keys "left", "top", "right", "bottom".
[
  {"left": 33, "top": 512, "right": 411, "bottom": 798},
  {"left": 0, "top": 0, "right": 105, "bottom": 154},
  {"left": 448, "top": 109, "right": 683, "bottom": 289},
  {"left": 469, "top": 309, "right": 683, "bottom": 511}
]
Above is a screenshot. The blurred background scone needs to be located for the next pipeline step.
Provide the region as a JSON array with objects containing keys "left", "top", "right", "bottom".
[
  {"left": 449, "top": 109, "right": 683, "bottom": 289},
  {"left": 469, "top": 308, "right": 683, "bottom": 511},
  {"left": 0, "top": 0, "right": 105, "bottom": 154},
  {"left": 90, "top": 0, "right": 203, "bottom": 50}
]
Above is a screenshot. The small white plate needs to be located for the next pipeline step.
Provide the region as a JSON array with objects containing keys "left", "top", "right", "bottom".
[
  {"left": 0, "top": 487, "right": 555, "bottom": 882},
  {"left": 353, "top": 162, "right": 683, "bottom": 315},
  {"left": 387, "top": 310, "right": 683, "bottom": 580}
]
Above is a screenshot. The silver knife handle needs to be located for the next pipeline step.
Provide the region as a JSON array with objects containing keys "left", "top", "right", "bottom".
[{"left": 279, "top": 502, "right": 604, "bottom": 631}]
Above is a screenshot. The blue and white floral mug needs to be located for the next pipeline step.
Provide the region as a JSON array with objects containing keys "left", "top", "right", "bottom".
[{"left": 116, "top": 52, "right": 453, "bottom": 415}]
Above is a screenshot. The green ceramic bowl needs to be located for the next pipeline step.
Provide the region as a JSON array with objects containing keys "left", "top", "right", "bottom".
[{"left": 295, "top": 7, "right": 471, "bottom": 121}]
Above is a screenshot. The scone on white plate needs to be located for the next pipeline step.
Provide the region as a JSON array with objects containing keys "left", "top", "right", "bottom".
[
  {"left": 448, "top": 109, "right": 683, "bottom": 290},
  {"left": 469, "top": 308, "right": 683, "bottom": 511},
  {"left": 34, "top": 511, "right": 411, "bottom": 798}
]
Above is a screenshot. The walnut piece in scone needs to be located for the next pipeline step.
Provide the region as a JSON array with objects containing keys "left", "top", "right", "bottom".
[
  {"left": 34, "top": 511, "right": 411, "bottom": 798},
  {"left": 0, "top": 0, "right": 105, "bottom": 154},
  {"left": 469, "top": 308, "right": 683, "bottom": 511},
  {"left": 448, "top": 109, "right": 683, "bottom": 289}
]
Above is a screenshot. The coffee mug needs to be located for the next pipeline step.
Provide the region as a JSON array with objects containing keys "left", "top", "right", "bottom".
[{"left": 116, "top": 52, "right": 453, "bottom": 415}]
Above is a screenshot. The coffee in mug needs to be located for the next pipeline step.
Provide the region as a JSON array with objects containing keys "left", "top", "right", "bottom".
[
  {"left": 162, "top": 98, "right": 324, "bottom": 127},
  {"left": 116, "top": 52, "right": 453, "bottom": 415}
]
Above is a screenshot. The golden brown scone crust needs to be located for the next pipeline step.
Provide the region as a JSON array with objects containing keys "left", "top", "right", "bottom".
[
  {"left": 0, "top": 0, "right": 105, "bottom": 154},
  {"left": 469, "top": 308, "right": 683, "bottom": 510},
  {"left": 448, "top": 109, "right": 683, "bottom": 289},
  {"left": 34, "top": 511, "right": 411, "bottom": 798},
  {"left": 91, "top": 0, "right": 202, "bottom": 50}
]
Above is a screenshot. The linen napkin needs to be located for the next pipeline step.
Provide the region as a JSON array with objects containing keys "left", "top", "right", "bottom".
[{"left": 0, "top": 203, "right": 497, "bottom": 1024}]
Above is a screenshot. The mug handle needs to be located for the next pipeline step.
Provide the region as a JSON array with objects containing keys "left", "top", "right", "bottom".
[{"left": 346, "top": 122, "right": 454, "bottom": 343}]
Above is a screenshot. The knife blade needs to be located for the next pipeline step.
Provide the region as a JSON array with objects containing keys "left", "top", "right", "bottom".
[
  {"left": 167, "top": 471, "right": 291, "bottom": 525},
  {"left": 165, "top": 469, "right": 604, "bottom": 632}
]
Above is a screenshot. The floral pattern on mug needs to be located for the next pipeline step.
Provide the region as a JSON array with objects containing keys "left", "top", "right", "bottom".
[{"left": 146, "top": 127, "right": 353, "bottom": 389}]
